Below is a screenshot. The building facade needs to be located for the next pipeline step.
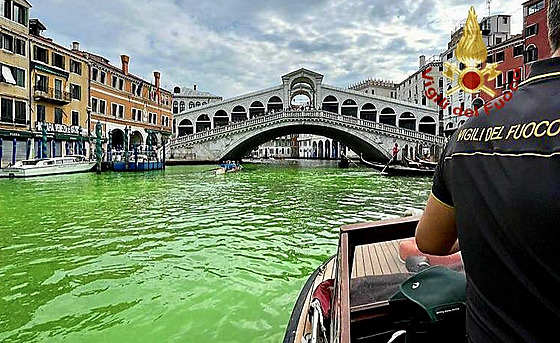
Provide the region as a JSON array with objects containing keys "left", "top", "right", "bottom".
[
  {"left": 0, "top": 0, "right": 31, "bottom": 166},
  {"left": 348, "top": 79, "right": 397, "bottom": 99},
  {"left": 82, "top": 52, "right": 173, "bottom": 159},
  {"left": 523, "top": 0, "right": 550, "bottom": 77},
  {"left": 29, "top": 19, "right": 90, "bottom": 159}
]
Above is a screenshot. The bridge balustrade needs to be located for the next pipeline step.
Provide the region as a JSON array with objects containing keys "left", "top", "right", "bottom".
[{"left": 171, "top": 110, "right": 445, "bottom": 147}]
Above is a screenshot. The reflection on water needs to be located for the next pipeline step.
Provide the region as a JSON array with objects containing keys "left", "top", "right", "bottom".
[{"left": 0, "top": 162, "right": 430, "bottom": 343}]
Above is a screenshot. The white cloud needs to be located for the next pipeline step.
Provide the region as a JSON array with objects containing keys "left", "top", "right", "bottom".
[{"left": 31, "top": 0, "right": 528, "bottom": 98}]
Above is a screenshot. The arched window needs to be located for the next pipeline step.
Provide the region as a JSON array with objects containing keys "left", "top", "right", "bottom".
[
  {"left": 173, "top": 101, "right": 178, "bottom": 114},
  {"left": 341, "top": 99, "right": 358, "bottom": 117},
  {"left": 379, "top": 108, "right": 396, "bottom": 126},
  {"left": 189, "top": 101, "right": 195, "bottom": 109},
  {"left": 214, "top": 110, "right": 229, "bottom": 127},
  {"left": 196, "top": 114, "right": 211, "bottom": 132},
  {"left": 322, "top": 95, "right": 339, "bottom": 114},
  {"left": 267, "top": 96, "right": 283, "bottom": 112},
  {"left": 232, "top": 106, "right": 247, "bottom": 122},
  {"left": 178, "top": 119, "right": 193, "bottom": 136},
  {"left": 360, "top": 103, "right": 377, "bottom": 121},
  {"left": 249, "top": 101, "right": 265, "bottom": 118},
  {"left": 398, "top": 112, "right": 416, "bottom": 130},
  {"left": 419, "top": 116, "right": 437, "bottom": 135},
  {"left": 179, "top": 101, "right": 185, "bottom": 112},
  {"left": 472, "top": 98, "right": 484, "bottom": 110},
  {"left": 196, "top": 101, "right": 201, "bottom": 107},
  {"left": 526, "top": 45, "right": 538, "bottom": 63}
]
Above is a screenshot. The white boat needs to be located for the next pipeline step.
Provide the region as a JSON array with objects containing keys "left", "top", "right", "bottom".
[{"left": 0, "top": 155, "right": 96, "bottom": 178}]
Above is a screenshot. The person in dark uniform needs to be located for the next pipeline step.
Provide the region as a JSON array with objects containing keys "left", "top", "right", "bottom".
[{"left": 416, "top": 2, "right": 560, "bottom": 342}]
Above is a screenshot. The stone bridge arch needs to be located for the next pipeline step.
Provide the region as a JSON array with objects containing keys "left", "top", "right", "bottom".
[{"left": 219, "top": 122, "right": 391, "bottom": 161}]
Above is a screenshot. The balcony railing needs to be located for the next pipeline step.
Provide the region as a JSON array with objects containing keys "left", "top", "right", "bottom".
[{"left": 33, "top": 86, "right": 72, "bottom": 104}]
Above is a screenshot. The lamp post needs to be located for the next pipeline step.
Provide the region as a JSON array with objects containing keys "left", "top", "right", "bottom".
[
  {"left": 95, "top": 121, "right": 102, "bottom": 173},
  {"left": 78, "top": 126, "right": 83, "bottom": 157},
  {"left": 124, "top": 125, "right": 129, "bottom": 171}
]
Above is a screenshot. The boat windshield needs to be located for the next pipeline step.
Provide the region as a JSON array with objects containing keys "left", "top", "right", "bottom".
[{"left": 21, "top": 160, "right": 40, "bottom": 166}]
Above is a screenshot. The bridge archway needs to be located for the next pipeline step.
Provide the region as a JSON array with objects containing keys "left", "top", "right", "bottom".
[
  {"left": 325, "top": 140, "right": 331, "bottom": 159},
  {"left": 232, "top": 106, "right": 248, "bottom": 122},
  {"left": 178, "top": 119, "right": 194, "bottom": 136},
  {"left": 341, "top": 99, "right": 358, "bottom": 117},
  {"left": 419, "top": 116, "right": 437, "bottom": 135},
  {"left": 267, "top": 96, "right": 283, "bottom": 113},
  {"left": 214, "top": 110, "right": 229, "bottom": 127},
  {"left": 323, "top": 95, "right": 339, "bottom": 114},
  {"left": 218, "top": 122, "right": 391, "bottom": 162},
  {"left": 196, "top": 114, "right": 211, "bottom": 133},
  {"left": 399, "top": 112, "right": 416, "bottom": 130},
  {"left": 380, "top": 107, "right": 397, "bottom": 126},
  {"left": 360, "top": 103, "right": 377, "bottom": 121},
  {"left": 249, "top": 101, "right": 265, "bottom": 119}
]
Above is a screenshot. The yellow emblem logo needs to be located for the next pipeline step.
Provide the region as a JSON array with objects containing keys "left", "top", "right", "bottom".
[{"left": 444, "top": 7, "right": 501, "bottom": 97}]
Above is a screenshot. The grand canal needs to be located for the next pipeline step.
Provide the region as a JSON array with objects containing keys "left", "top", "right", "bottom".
[{"left": 0, "top": 162, "right": 431, "bottom": 343}]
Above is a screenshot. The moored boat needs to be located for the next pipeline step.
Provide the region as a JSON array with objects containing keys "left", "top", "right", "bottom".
[
  {"left": 284, "top": 217, "right": 467, "bottom": 343},
  {"left": 112, "top": 154, "right": 164, "bottom": 172},
  {"left": 0, "top": 155, "right": 96, "bottom": 178},
  {"left": 360, "top": 156, "right": 435, "bottom": 177}
]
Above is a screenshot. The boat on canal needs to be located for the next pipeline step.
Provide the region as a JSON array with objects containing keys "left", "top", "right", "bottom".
[
  {"left": 360, "top": 156, "right": 435, "bottom": 177},
  {"left": 215, "top": 162, "right": 243, "bottom": 175},
  {"left": 111, "top": 154, "right": 164, "bottom": 172},
  {"left": 0, "top": 155, "right": 96, "bottom": 178},
  {"left": 284, "top": 216, "right": 466, "bottom": 343}
]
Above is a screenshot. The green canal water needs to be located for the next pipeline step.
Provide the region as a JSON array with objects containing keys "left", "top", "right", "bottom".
[{"left": 0, "top": 162, "right": 432, "bottom": 343}]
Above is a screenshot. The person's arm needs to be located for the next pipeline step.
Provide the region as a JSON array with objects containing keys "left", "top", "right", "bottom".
[{"left": 415, "top": 193, "right": 458, "bottom": 256}]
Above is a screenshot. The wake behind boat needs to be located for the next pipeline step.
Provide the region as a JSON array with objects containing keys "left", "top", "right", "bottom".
[
  {"left": 0, "top": 155, "right": 96, "bottom": 178},
  {"left": 360, "top": 155, "right": 435, "bottom": 177}
]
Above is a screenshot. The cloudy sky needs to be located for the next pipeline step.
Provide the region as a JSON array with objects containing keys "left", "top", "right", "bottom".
[{"left": 32, "top": 0, "right": 526, "bottom": 98}]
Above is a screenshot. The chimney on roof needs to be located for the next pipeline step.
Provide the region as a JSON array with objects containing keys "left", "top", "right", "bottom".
[
  {"left": 72, "top": 41, "right": 80, "bottom": 51},
  {"left": 193, "top": 84, "right": 197, "bottom": 91},
  {"left": 154, "top": 71, "right": 161, "bottom": 89},
  {"left": 419, "top": 55, "right": 426, "bottom": 68},
  {"left": 121, "top": 55, "right": 130, "bottom": 76}
]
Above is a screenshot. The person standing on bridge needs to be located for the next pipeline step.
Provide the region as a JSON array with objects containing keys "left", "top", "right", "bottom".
[{"left": 416, "top": 2, "right": 560, "bottom": 342}]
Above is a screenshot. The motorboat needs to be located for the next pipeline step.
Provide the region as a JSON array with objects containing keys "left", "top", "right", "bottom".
[
  {"left": 284, "top": 216, "right": 467, "bottom": 343},
  {"left": 0, "top": 155, "right": 96, "bottom": 178}
]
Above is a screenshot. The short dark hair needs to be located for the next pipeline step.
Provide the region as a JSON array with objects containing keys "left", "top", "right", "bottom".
[{"left": 549, "top": 0, "right": 560, "bottom": 53}]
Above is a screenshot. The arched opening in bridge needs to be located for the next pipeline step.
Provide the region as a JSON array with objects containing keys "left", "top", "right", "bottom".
[
  {"left": 399, "top": 112, "right": 416, "bottom": 130},
  {"left": 180, "top": 101, "right": 185, "bottom": 112},
  {"left": 111, "top": 129, "right": 124, "bottom": 150},
  {"left": 196, "top": 114, "right": 211, "bottom": 133},
  {"left": 267, "top": 96, "right": 283, "bottom": 113},
  {"left": 418, "top": 116, "right": 437, "bottom": 135},
  {"left": 249, "top": 101, "right": 265, "bottom": 119},
  {"left": 196, "top": 101, "right": 201, "bottom": 107},
  {"left": 189, "top": 101, "right": 195, "bottom": 109},
  {"left": 173, "top": 101, "right": 178, "bottom": 114},
  {"left": 291, "top": 94, "right": 311, "bottom": 109},
  {"left": 312, "top": 141, "right": 318, "bottom": 158},
  {"left": 178, "top": 119, "right": 194, "bottom": 136},
  {"left": 323, "top": 95, "right": 339, "bottom": 114},
  {"left": 379, "top": 107, "right": 396, "bottom": 126},
  {"left": 360, "top": 103, "right": 377, "bottom": 121},
  {"left": 341, "top": 99, "right": 358, "bottom": 117},
  {"left": 130, "top": 131, "right": 143, "bottom": 147},
  {"left": 318, "top": 140, "right": 324, "bottom": 159},
  {"left": 290, "top": 77, "right": 314, "bottom": 108},
  {"left": 324, "top": 140, "right": 331, "bottom": 159},
  {"left": 214, "top": 110, "right": 229, "bottom": 127},
  {"left": 232, "top": 106, "right": 248, "bottom": 122}
]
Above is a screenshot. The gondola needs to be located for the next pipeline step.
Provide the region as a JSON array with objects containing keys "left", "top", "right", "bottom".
[
  {"left": 404, "top": 155, "right": 438, "bottom": 169},
  {"left": 360, "top": 155, "right": 435, "bottom": 177},
  {"left": 283, "top": 216, "right": 467, "bottom": 343}
]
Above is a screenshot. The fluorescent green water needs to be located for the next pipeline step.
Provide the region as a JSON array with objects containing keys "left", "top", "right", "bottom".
[{"left": 0, "top": 162, "right": 431, "bottom": 343}]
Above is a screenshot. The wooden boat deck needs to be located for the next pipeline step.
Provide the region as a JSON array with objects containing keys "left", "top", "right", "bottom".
[
  {"left": 291, "top": 239, "right": 405, "bottom": 342},
  {"left": 352, "top": 239, "right": 407, "bottom": 278}
]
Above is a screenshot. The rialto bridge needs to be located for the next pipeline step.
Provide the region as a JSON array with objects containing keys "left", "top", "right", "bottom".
[{"left": 168, "top": 69, "right": 445, "bottom": 162}]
